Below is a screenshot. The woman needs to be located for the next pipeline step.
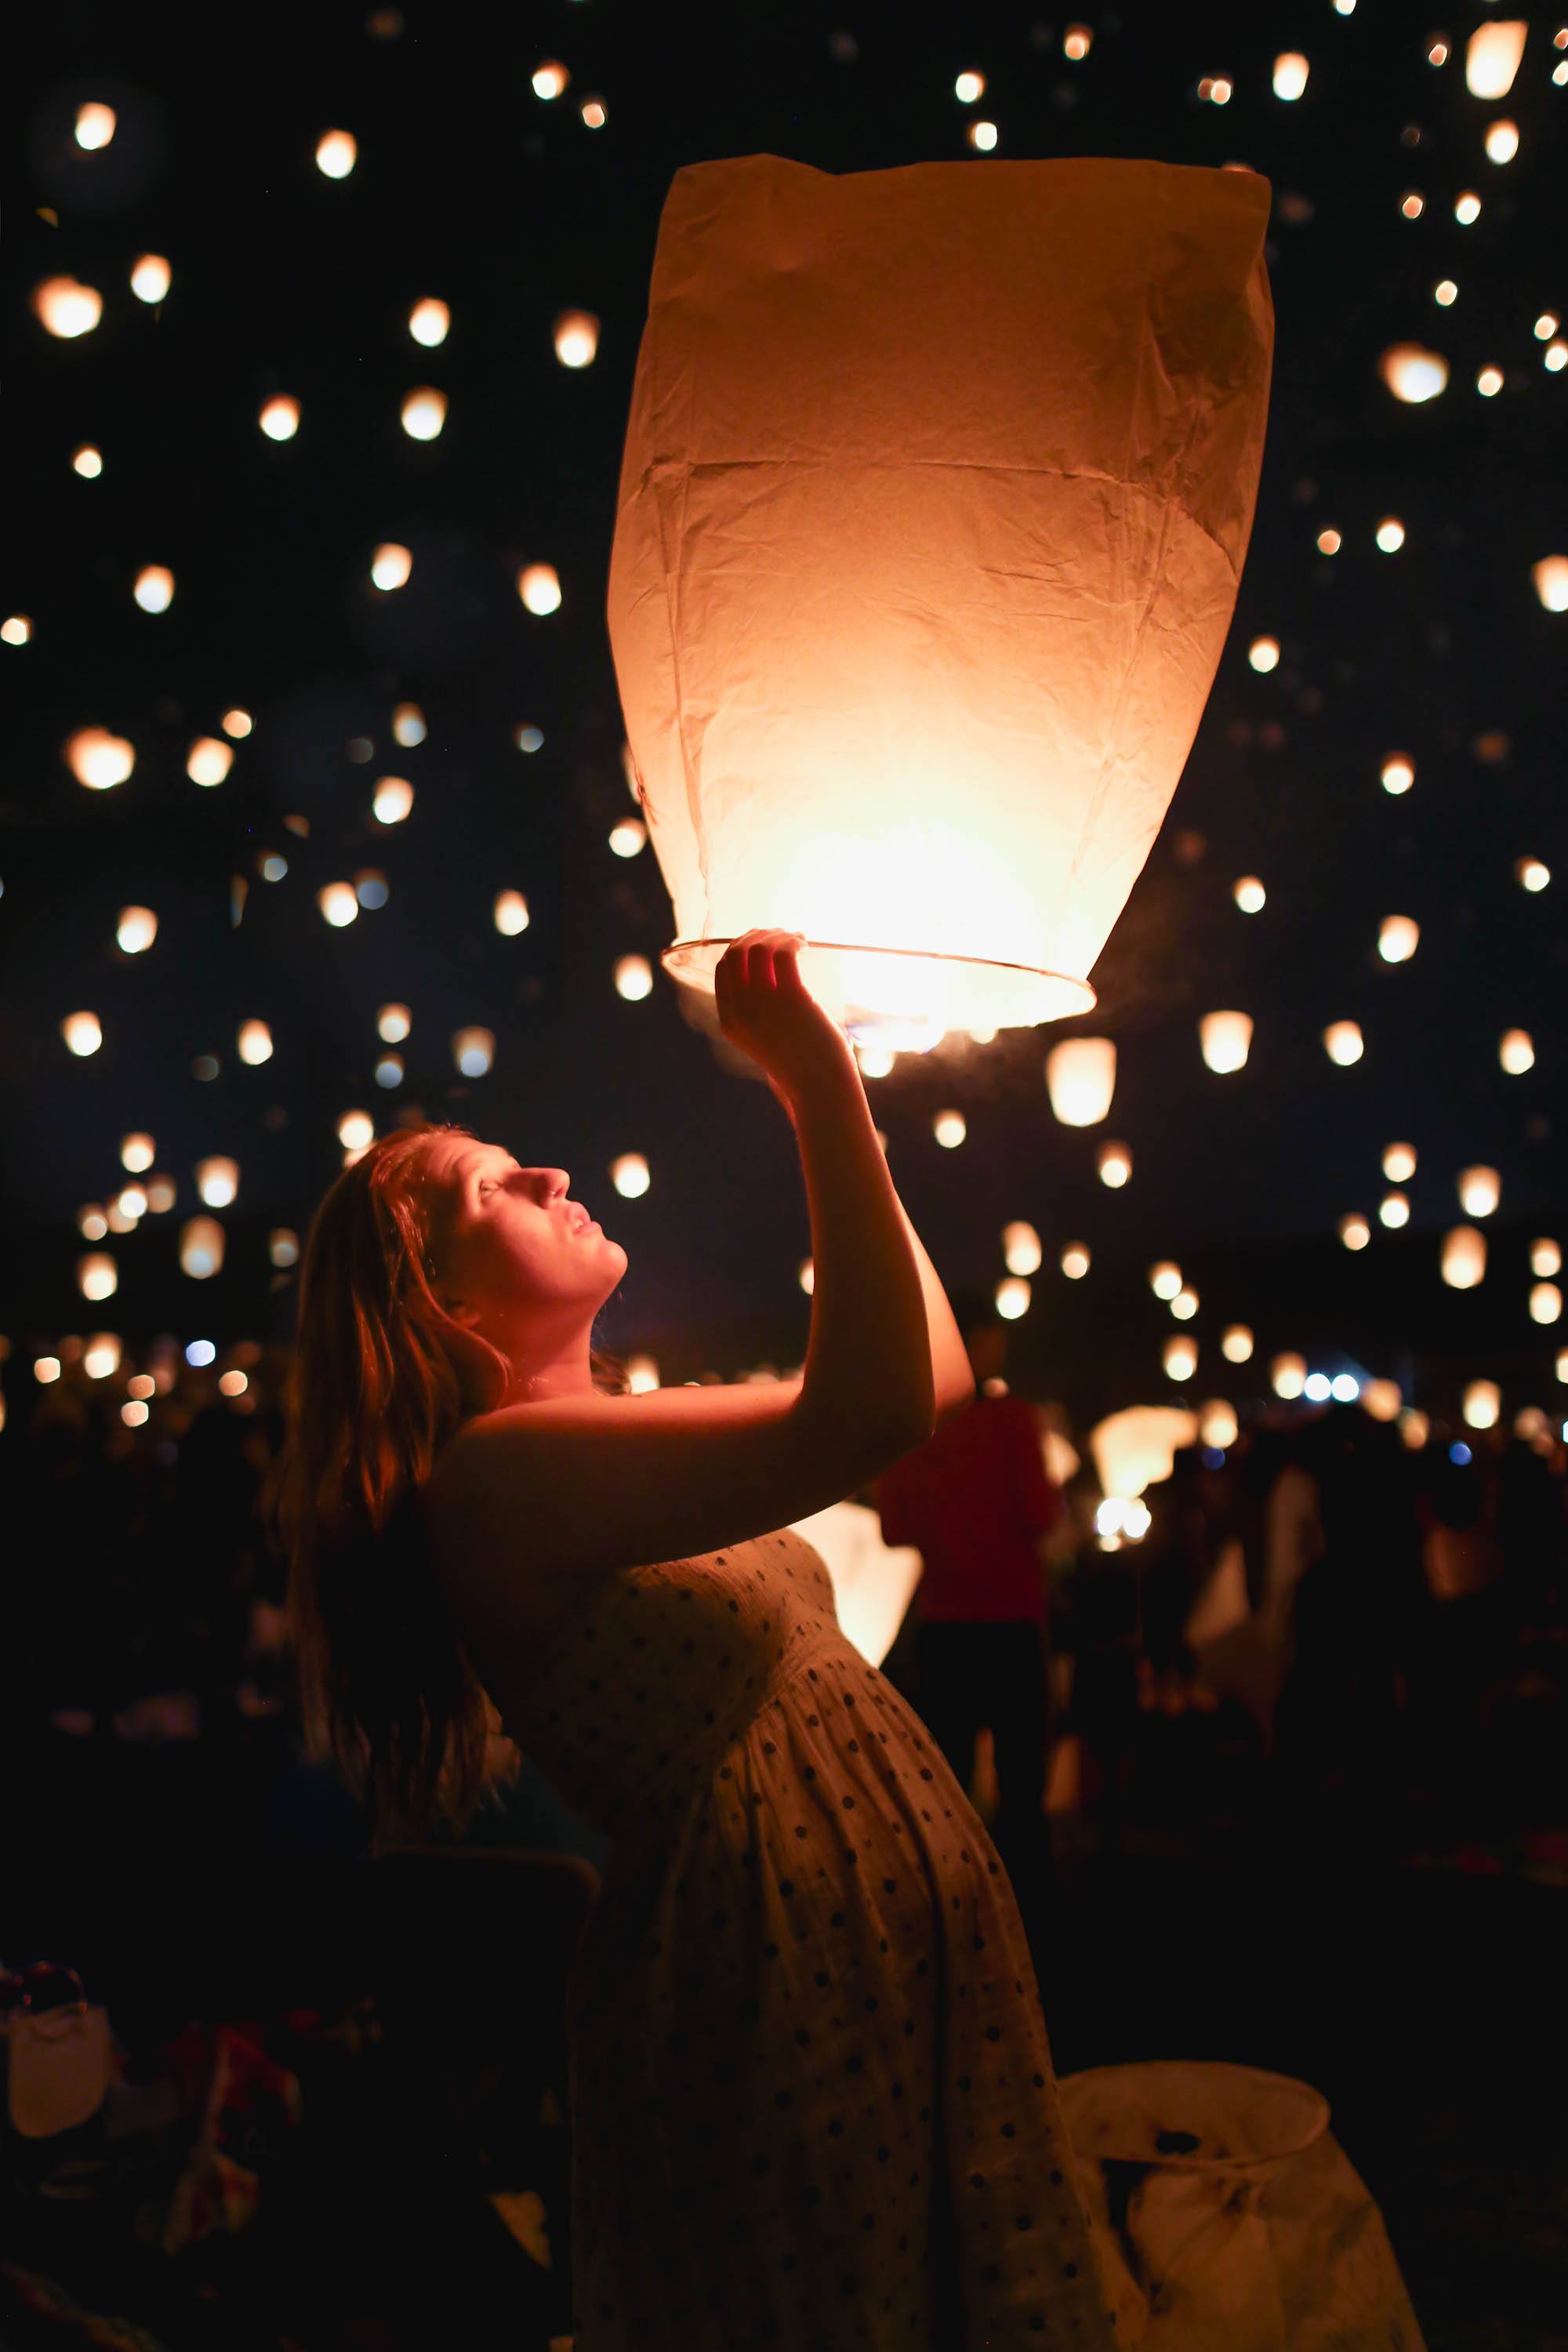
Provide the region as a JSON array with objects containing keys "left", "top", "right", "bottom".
[{"left": 273, "top": 931, "right": 1116, "bottom": 2350}]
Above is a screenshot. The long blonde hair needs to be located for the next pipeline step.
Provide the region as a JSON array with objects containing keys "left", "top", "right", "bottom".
[{"left": 266, "top": 1120, "right": 627, "bottom": 1851}]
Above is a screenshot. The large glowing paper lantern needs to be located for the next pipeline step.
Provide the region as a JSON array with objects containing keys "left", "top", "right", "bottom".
[
  {"left": 1045, "top": 1037, "right": 1116, "bottom": 1125},
  {"left": 608, "top": 154, "right": 1273, "bottom": 1045},
  {"left": 1199, "top": 1010, "right": 1252, "bottom": 1073},
  {"left": 1090, "top": 1406, "right": 1200, "bottom": 1504},
  {"left": 1466, "top": 22, "right": 1526, "bottom": 99}
]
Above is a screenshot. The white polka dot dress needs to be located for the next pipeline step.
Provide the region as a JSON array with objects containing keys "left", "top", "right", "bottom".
[{"left": 503, "top": 1526, "right": 1120, "bottom": 2350}]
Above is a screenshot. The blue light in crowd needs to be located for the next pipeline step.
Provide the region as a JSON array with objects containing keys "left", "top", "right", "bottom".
[
  {"left": 1330, "top": 1374, "right": 1360, "bottom": 1403},
  {"left": 1202, "top": 1446, "right": 1225, "bottom": 1469},
  {"left": 186, "top": 1338, "right": 216, "bottom": 1366},
  {"left": 1304, "top": 1371, "right": 1331, "bottom": 1402},
  {"left": 1449, "top": 1441, "right": 1472, "bottom": 1466}
]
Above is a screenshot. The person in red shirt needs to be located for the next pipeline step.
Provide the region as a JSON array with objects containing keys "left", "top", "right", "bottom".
[{"left": 873, "top": 1299, "right": 1062, "bottom": 1914}]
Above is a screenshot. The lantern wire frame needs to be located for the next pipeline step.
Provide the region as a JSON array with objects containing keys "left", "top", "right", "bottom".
[{"left": 662, "top": 935, "right": 1095, "bottom": 1047}]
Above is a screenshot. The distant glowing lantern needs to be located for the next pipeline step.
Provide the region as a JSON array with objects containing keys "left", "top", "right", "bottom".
[
  {"left": 133, "top": 566, "right": 175, "bottom": 614},
  {"left": 1248, "top": 635, "right": 1279, "bottom": 672},
  {"left": 63, "top": 1011, "right": 102, "bottom": 1056},
  {"left": 1323, "top": 1021, "right": 1363, "bottom": 1066},
  {"left": 1457, "top": 1166, "right": 1500, "bottom": 1218},
  {"left": 377, "top": 1003, "right": 411, "bottom": 1043},
  {"left": 116, "top": 906, "right": 157, "bottom": 953},
  {"left": 1380, "top": 1192, "right": 1410, "bottom": 1229},
  {"left": 318, "top": 882, "right": 359, "bottom": 927},
  {"left": 606, "top": 155, "right": 1272, "bottom": 1048},
  {"left": 554, "top": 310, "right": 600, "bottom": 368},
  {"left": 146, "top": 1175, "right": 176, "bottom": 1213},
  {"left": 1171, "top": 1287, "right": 1199, "bottom": 1320},
  {"left": 187, "top": 736, "right": 233, "bottom": 787},
  {"left": 1046, "top": 1038, "right": 1116, "bottom": 1126},
  {"left": 121, "top": 1132, "right": 154, "bottom": 1172},
  {"left": 78, "top": 1254, "right": 117, "bottom": 1301},
  {"left": 1462, "top": 1380, "right": 1501, "bottom": 1431},
  {"left": 372, "top": 776, "right": 413, "bottom": 825},
  {"left": 401, "top": 388, "right": 447, "bottom": 441},
  {"left": 67, "top": 728, "right": 135, "bottom": 790},
  {"left": 493, "top": 890, "right": 530, "bottom": 936},
  {"left": 1149, "top": 1263, "right": 1182, "bottom": 1301},
  {"left": 270, "top": 1229, "right": 299, "bottom": 1267},
  {"left": 609, "top": 818, "right": 647, "bottom": 858},
  {"left": 75, "top": 102, "right": 116, "bottom": 148},
  {"left": 452, "top": 1028, "right": 495, "bottom": 1077},
  {"left": 180, "top": 1217, "right": 225, "bottom": 1279},
  {"left": 934, "top": 1110, "right": 967, "bottom": 1149},
  {"left": 799, "top": 1260, "right": 815, "bottom": 1295},
  {"left": 1338, "top": 1214, "right": 1371, "bottom": 1250},
  {"left": 372, "top": 543, "right": 412, "bottom": 590},
  {"left": 615, "top": 954, "right": 654, "bottom": 1001},
  {"left": 1221, "top": 1324, "right": 1253, "bottom": 1363},
  {"left": 1090, "top": 1406, "right": 1199, "bottom": 1502},
  {"left": 1378, "top": 916, "right": 1420, "bottom": 963},
  {"left": 1381, "top": 344, "right": 1449, "bottom": 402},
  {"left": 955, "top": 71, "right": 985, "bottom": 101},
  {"left": 1466, "top": 20, "right": 1527, "bottom": 97},
  {"left": 1200, "top": 1399, "right": 1238, "bottom": 1449},
  {"left": 409, "top": 299, "right": 449, "bottom": 347},
  {"left": 1097, "top": 1142, "right": 1132, "bottom": 1189},
  {"left": 1375, "top": 517, "right": 1406, "bottom": 553},
  {"left": 532, "top": 60, "right": 569, "bottom": 99},
  {"left": 1381, "top": 754, "right": 1414, "bottom": 795},
  {"left": 1531, "top": 1240, "right": 1562, "bottom": 1278},
  {"left": 1061, "top": 1242, "right": 1091, "bottom": 1279},
  {"left": 130, "top": 254, "right": 171, "bottom": 303},
  {"left": 196, "top": 1156, "right": 238, "bottom": 1209},
  {"left": 1316, "top": 528, "right": 1341, "bottom": 554},
  {"left": 316, "top": 130, "right": 357, "bottom": 177},
  {"left": 1516, "top": 858, "right": 1551, "bottom": 891},
  {"left": 260, "top": 396, "right": 299, "bottom": 440},
  {"left": 1163, "top": 1336, "right": 1196, "bottom": 1382},
  {"left": 1363, "top": 1378, "right": 1403, "bottom": 1422},
  {"left": 1499, "top": 1028, "right": 1534, "bottom": 1073},
  {"left": 238, "top": 1020, "right": 273, "bottom": 1065},
  {"left": 1064, "top": 27, "right": 1091, "bottom": 62},
  {"left": 1442, "top": 1225, "right": 1487, "bottom": 1287},
  {"left": 1483, "top": 119, "right": 1519, "bottom": 164},
  {"left": 1232, "top": 876, "right": 1266, "bottom": 912},
  {"left": 1003, "top": 1221, "right": 1042, "bottom": 1276},
  {"left": 83, "top": 1334, "right": 121, "bottom": 1380},
  {"left": 1456, "top": 193, "right": 1483, "bottom": 223},
  {"left": 1399, "top": 1409, "right": 1430, "bottom": 1449},
  {"left": 996, "top": 1277, "right": 1031, "bottom": 1319},
  {"left": 1383, "top": 1142, "right": 1417, "bottom": 1181},
  {"left": 1533, "top": 557, "right": 1568, "bottom": 612},
  {"left": 73, "top": 444, "right": 103, "bottom": 475},
  {"left": 375, "top": 1055, "right": 403, "bottom": 1088},
  {"left": 1530, "top": 1283, "right": 1563, "bottom": 1325},
  {"left": 337, "top": 1110, "right": 374, "bottom": 1150},
  {"left": 1271, "top": 1352, "right": 1307, "bottom": 1400},
  {"left": 1272, "top": 53, "right": 1309, "bottom": 100},
  {"left": 393, "top": 702, "right": 425, "bottom": 746},
  {"left": 33, "top": 278, "right": 103, "bottom": 338},
  {"left": 626, "top": 1354, "right": 660, "bottom": 1392},
  {"left": 1199, "top": 1010, "right": 1252, "bottom": 1073},
  {"left": 612, "top": 1152, "right": 651, "bottom": 1198},
  {"left": 518, "top": 564, "right": 562, "bottom": 615}
]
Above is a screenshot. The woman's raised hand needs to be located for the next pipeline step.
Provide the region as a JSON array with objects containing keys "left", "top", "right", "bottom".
[{"left": 713, "top": 930, "right": 853, "bottom": 1106}]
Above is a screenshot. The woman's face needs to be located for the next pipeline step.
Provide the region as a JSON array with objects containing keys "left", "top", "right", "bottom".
[{"left": 416, "top": 1134, "right": 626, "bottom": 1346}]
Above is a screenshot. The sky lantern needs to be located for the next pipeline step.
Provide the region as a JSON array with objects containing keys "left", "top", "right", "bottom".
[
  {"left": 1498, "top": 1028, "right": 1534, "bottom": 1073},
  {"left": 1090, "top": 1406, "right": 1199, "bottom": 1504},
  {"left": 609, "top": 818, "right": 647, "bottom": 858},
  {"left": 1097, "top": 1142, "right": 1132, "bottom": 1189},
  {"left": 1383, "top": 1142, "right": 1417, "bottom": 1181},
  {"left": 180, "top": 1218, "right": 225, "bottom": 1279},
  {"left": 1530, "top": 1283, "right": 1563, "bottom": 1325},
  {"left": 260, "top": 397, "right": 300, "bottom": 441},
  {"left": 1466, "top": 21, "right": 1527, "bottom": 98},
  {"left": 1457, "top": 1166, "right": 1500, "bottom": 1218},
  {"left": 494, "top": 890, "right": 530, "bottom": 935},
  {"left": 996, "top": 1278, "right": 1031, "bottom": 1320},
  {"left": 1271, "top": 1352, "right": 1307, "bottom": 1399},
  {"left": 554, "top": 310, "right": 600, "bottom": 368},
  {"left": 1248, "top": 635, "right": 1279, "bottom": 671},
  {"left": 377, "top": 1003, "right": 411, "bottom": 1042},
  {"left": 612, "top": 1152, "right": 651, "bottom": 1199},
  {"left": 615, "top": 954, "right": 654, "bottom": 1001},
  {"left": 1003, "top": 1221, "right": 1041, "bottom": 1276},
  {"left": 1323, "top": 1021, "right": 1364, "bottom": 1066},
  {"left": 1516, "top": 857, "right": 1551, "bottom": 891},
  {"left": 187, "top": 736, "right": 233, "bottom": 786},
  {"left": 1232, "top": 876, "right": 1266, "bottom": 912},
  {"left": 121, "top": 1133, "right": 154, "bottom": 1172},
  {"left": 270, "top": 1229, "right": 299, "bottom": 1268},
  {"left": 115, "top": 906, "right": 158, "bottom": 954},
  {"left": 33, "top": 278, "right": 103, "bottom": 338},
  {"left": 1149, "top": 1262, "right": 1182, "bottom": 1301},
  {"left": 401, "top": 388, "right": 447, "bottom": 441},
  {"left": 1363, "top": 1379, "right": 1403, "bottom": 1423},
  {"left": 1221, "top": 1324, "right": 1253, "bottom": 1363},
  {"left": 1045, "top": 1038, "right": 1116, "bottom": 1125},
  {"left": 74, "top": 101, "right": 116, "bottom": 147},
  {"left": 1442, "top": 1225, "right": 1487, "bottom": 1288},
  {"left": 83, "top": 1334, "right": 122, "bottom": 1380},
  {"left": 1380, "top": 344, "right": 1449, "bottom": 403},
  {"left": 77, "top": 1254, "right": 117, "bottom": 1301},
  {"left": 1380, "top": 754, "right": 1414, "bottom": 796},
  {"left": 1338, "top": 1214, "right": 1371, "bottom": 1250},
  {"left": 452, "top": 1027, "right": 494, "bottom": 1076},
  {"left": 1462, "top": 1380, "right": 1501, "bottom": 1431},
  {"left": 1199, "top": 1010, "right": 1252, "bottom": 1073},
  {"left": 372, "top": 776, "right": 413, "bottom": 824},
  {"left": 238, "top": 1020, "right": 273, "bottom": 1065},
  {"left": 1060, "top": 1243, "right": 1091, "bottom": 1279},
  {"left": 1377, "top": 916, "right": 1419, "bottom": 963},
  {"left": 371, "top": 543, "right": 412, "bottom": 590},
  {"left": 607, "top": 155, "right": 1272, "bottom": 1048},
  {"left": 133, "top": 567, "right": 175, "bottom": 614},
  {"left": 130, "top": 254, "right": 171, "bottom": 303},
  {"left": 392, "top": 702, "right": 425, "bottom": 746},
  {"left": 1171, "top": 1287, "right": 1199, "bottom": 1321},
  {"left": 315, "top": 130, "right": 357, "bottom": 178},
  {"left": 1533, "top": 557, "right": 1568, "bottom": 612},
  {"left": 67, "top": 728, "right": 135, "bottom": 790},
  {"left": 62, "top": 1011, "right": 102, "bottom": 1056},
  {"left": 408, "top": 299, "right": 449, "bottom": 347},
  {"left": 337, "top": 1111, "right": 374, "bottom": 1151},
  {"left": 1484, "top": 120, "right": 1519, "bottom": 165},
  {"left": 1272, "top": 53, "right": 1309, "bottom": 100},
  {"left": 626, "top": 1354, "right": 660, "bottom": 1392},
  {"left": 1380, "top": 1192, "right": 1410, "bottom": 1229},
  {"left": 518, "top": 563, "right": 562, "bottom": 615},
  {"left": 196, "top": 1156, "right": 239, "bottom": 1208},
  {"left": 1163, "top": 1336, "right": 1196, "bottom": 1382},
  {"left": 532, "top": 60, "right": 569, "bottom": 99},
  {"left": 933, "top": 1109, "right": 966, "bottom": 1148},
  {"left": 318, "top": 882, "right": 358, "bottom": 927},
  {"left": 1532, "top": 1240, "right": 1562, "bottom": 1278},
  {"left": 1200, "top": 1399, "right": 1239, "bottom": 1449}
]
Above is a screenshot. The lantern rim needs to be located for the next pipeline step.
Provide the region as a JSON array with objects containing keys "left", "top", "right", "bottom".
[{"left": 661, "top": 937, "right": 1097, "bottom": 1032}]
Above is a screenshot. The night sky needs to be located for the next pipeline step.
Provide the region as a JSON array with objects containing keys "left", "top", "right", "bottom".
[{"left": 5, "top": 0, "right": 1565, "bottom": 1433}]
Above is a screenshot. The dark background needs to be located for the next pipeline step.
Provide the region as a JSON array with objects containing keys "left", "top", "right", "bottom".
[{"left": 3, "top": 0, "right": 1565, "bottom": 1430}]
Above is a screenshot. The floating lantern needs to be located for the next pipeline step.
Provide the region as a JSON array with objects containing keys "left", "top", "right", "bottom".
[
  {"left": 75, "top": 101, "right": 116, "bottom": 148},
  {"left": 452, "top": 1027, "right": 494, "bottom": 1077},
  {"left": 518, "top": 563, "right": 561, "bottom": 615},
  {"left": 1323, "top": 1021, "right": 1364, "bottom": 1066},
  {"left": 270, "top": 1229, "right": 299, "bottom": 1268},
  {"left": 609, "top": 818, "right": 647, "bottom": 858},
  {"left": 83, "top": 1334, "right": 121, "bottom": 1380},
  {"left": 1531, "top": 1240, "right": 1562, "bottom": 1278},
  {"left": 1272, "top": 53, "right": 1310, "bottom": 100},
  {"left": 1046, "top": 1038, "right": 1116, "bottom": 1126},
  {"left": 67, "top": 728, "right": 135, "bottom": 790},
  {"left": 615, "top": 954, "right": 654, "bottom": 1001},
  {"left": 1271, "top": 1352, "right": 1307, "bottom": 1400},
  {"left": 1363, "top": 1379, "right": 1403, "bottom": 1422},
  {"left": 78, "top": 1254, "right": 117, "bottom": 1301},
  {"left": 318, "top": 883, "right": 358, "bottom": 927},
  {"left": 1442, "top": 1225, "right": 1487, "bottom": 1287},
  {"left": 1232, "top": 876, "right": 1266, "bottom": 912},
  {"left": 316, "top": 130, "right": 357, "bottom": 178},
  {"left": 955, "top": 71, "right": 985, "bottom": 101},
  {"left": 1378, "top": 916, "right": 1420, "bottom": 963},
  {"left": 1499, "top": 1028, "right": 1534, "bottom": 1073},
  {"left": 375, "top": 1055, "right": 403, "bottom": 1088},
  {"left": 1091, "top": 1406, "right": 1199, "bottom": 1503},
  {"left": 120, "top": 1133, "right": 154, "bottom": 1173},
  {"left": 934, "top": 1110, "right": 966, "bottom": 1149},
  {"left": 372, "top": 776, "right": 413, "bottom": 824},
  {"left": 1559, "top": 1352, "right": 1568, "bottom": 1385},
  {"left": 1516, "top": 858, "right": 1551, "bottom": 891},
  {"left": 337, "top": 1111, "right": 374, "bottom": 1151},
  {"left": 1530, "top": 1283, "right": 1563, "bottom": 1325},
  {"left": 1163, "top": 1336, "right": 1197, "bottom": 1382},
  {"left": 393, "top": 703, "right": 426, "bottom": 746},
  {"left": 1338, "top": 1214, "right": 1371, "bottom": 1250},
  {"left": 1383, "top": 1142, "right": 1417, "bottom": 1181},
  {"left": 1381, "top": 754, "right": 1415, "bottom": 795},
  {"left": 114, "top": 905, "right": 158, "bottom": 955},
  {"left": 1456, "top": 193, "right": 1483, "bottom": 223},
  {"left": 607, "top": 155, "right": 1272, "bottom": 1047},
  {"left": 145, "top": 1175, "right": 176, "bottom": 1213},
  {"left": 187, "top": 737, "right": 233, "bottom": 786},
  {"left": 1200, "top": 1399, "right": 1238, "bottom": 1449},
  {"left": 130, "top": 254, "right": 170, "bottom": 303},
  {"left": 1003, "top": 1221, "right": 1042, "bottom": 1276},
  {"left": 1375, "top": 517, "right": 1406, "bottom": 552},
  {"left": 532, "top": 60, "right": 569, "bottom": 99},
  {"left": 401, "top": 388, "right": 447, "bottom": 441},
  {"left": 626, "top": 1355, "right": 660, "bottom": 1392},
  {"left": 1199, "top": 1010, "right": 1252, "bottom": 1073},
  {"left": 33, "top": 278, "right": 103, "bottom": 339},
  {"left": 996, "top": 1278, "right": 1031, "bottom": 1320},
  {"left": 62, "top": 1011, "right": 102, "bottom": 1056},
  {"left": 377, "top": 1003, "right": 411, "bottom": 1043},
  {"left": 798, "top": 1260, "right": 815, "bottom": 1295},
  {"left": 1149, "top": 1262, "right": 1183, "bottom": 1301},
  {"left": 1380, "top": 344, "right": 1450, "bottom": 403},
  {"left": 1533, "top": 557, "right": 1568, "bottom": 612},
  {"left": 409, "top": 299, "right": 449, "bottom": 347},
  {"left": 1221, "top": 1325, "right": 1253, "bottom": 1363},
  {"left": 1457, "top": 1166, "right": 1500, "bottom": 1218},
  {"left": 1061, "top": 1242, "right": 1091, "bottom": 1279},
  {"left": 1248, "top": 635, "right": 1280, "bottom": 671},
  {"left": 612, "top": 1152, "right": 651, "bottom": 1198},
  {"left": 1097, "top": 1142, "right": 1132, "bottom": 1189},
  {"left": 1466, "top": 20, "right": 1527, "bottom": 97},
  {"left": 371, "top": 544, "right": 412, "bottom": 591},
  {"left": 1484, "top": 120, "right": 1519, "bottom": 164},
  {"left": 196, "top": 1156, "right": 238, "bottom": 1209},
  {"left": 73, "top": 443, "right": 103, "bottom": 475},
  {"left": 1380, "top": 1192, "right": 1410, "bottom": 1229},
  {"left": 1171, "top": 1287, "right": 1199, "bottom": 1320},
  {"left": 1399, "top": 1408, "right": 1431, "bottom": 1450},
  {"left": 79, "top": 1205, "right": 108, "bottom": 1239},
  {"left": 1462, "top": 1380, "right": 1501, "bottom": 1431},
  {"left": 260, "top": 396, "right": 299, "bottom": 441},
  {"left": 554, "top": 310, "right": 600, "bottom": 368},
  {"left": 494, "top": 890, "right": 530, "bottom": 936},
  {"left": 133, "top": 566, "right": 174, "bottom": 614},
  {"left": 1317, "top": 528, "right": 1341, "bottom": 554},
  {"left": 180, "top": 1218, "right": 225, "bottom": 1279},
  {"left": 237, "top": 1020, "right": 273, "bottom": 1065}
]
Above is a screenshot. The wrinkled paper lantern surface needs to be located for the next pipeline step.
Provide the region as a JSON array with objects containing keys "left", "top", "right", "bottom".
[{"left": 608, "top": 154, "right": 1273, "bottom": 1041}]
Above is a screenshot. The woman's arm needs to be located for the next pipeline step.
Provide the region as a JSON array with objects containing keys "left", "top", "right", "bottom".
[{"left": 891, "top": 1194, "right": 976, "bottom": 1421}]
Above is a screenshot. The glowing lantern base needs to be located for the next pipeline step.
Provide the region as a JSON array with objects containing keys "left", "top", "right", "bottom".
[{"left": 662, "top": 935, "right": 1093, "bottom": 1047}]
